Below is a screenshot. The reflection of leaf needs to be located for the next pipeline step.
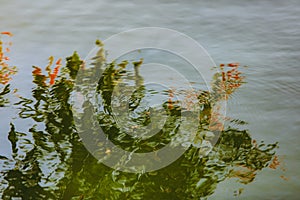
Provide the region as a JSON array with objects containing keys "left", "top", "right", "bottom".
[
  {"left": 66, "top": 51, "right": 83, "bottom": 79},
  {"left": 8, "top": 123, "right": 17, "bottom": 155},
  {"left": 29, "top": 127, "right": 53, "bottom": 152},
  {"left": 0, "top": 84, "right": 10, "bottom": 107},
  {"left": 230, "top": 119, "right": 248, "bottom": 125},
  {"left": 97, "top": 63, "right": 119, "bottom": 114},
  {"left": 0, "top": 155, "right": 9, "bottom": 160},
  {"left": 268, "top": 155, "right": 280, "bottom": 169},
  {"left": 0, "top": 84, "right": 10, "bottom": 95},
  {"left": 229, "top": 166, "right": 256, "bottom": 184},
  {"left": 128, "top": 86, "right": 145, "bottom": 111},
  {"left": 32, "top": 66, "right": 47, "bottom": 87}
]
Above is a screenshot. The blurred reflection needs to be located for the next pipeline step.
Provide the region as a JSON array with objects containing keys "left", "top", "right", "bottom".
[
  {"left": 0, "top": 43, "right": 277, "bottom": 199},
  {"left": 0, "top": 32, "right": 17, "bottom": 107}
]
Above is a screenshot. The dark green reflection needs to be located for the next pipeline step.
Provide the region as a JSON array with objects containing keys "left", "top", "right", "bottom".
[
  {"left": 0, "top": 84, "right": 10, "bottom": 107},
  {"left": 0, "top": 46, "right": 277, "bottom": 200}
]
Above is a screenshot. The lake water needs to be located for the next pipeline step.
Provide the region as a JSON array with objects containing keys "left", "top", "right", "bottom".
[{"left": 1, "top": 0, "right": 299, "bottom": 199}]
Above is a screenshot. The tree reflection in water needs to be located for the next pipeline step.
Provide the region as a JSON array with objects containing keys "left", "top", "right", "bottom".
[{"left": 0, "top": 42, "right": 278, "bottom": 199}]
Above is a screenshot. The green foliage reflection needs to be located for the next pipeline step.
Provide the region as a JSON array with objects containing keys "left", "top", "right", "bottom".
[{"left": 0, "top": 43, "right": 278, "bottom": 200}]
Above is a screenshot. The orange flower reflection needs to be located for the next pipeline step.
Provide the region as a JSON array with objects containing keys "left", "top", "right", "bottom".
[
  {"left": 32, "top": 57, "right": 62, "bottom": 86},
  {"left": 1, "top": 32, "right": 13, "bottom": 37},
  {"left": 0, "top": 32, "right": 17, "bottom": 85}
]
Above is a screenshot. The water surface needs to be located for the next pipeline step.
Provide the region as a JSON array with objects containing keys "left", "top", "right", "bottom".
[{"left": 0, "top": 0, "right": 299, "bottom": 199}]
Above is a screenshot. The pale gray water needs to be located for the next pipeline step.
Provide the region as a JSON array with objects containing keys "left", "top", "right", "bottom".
[{"left": 1, "top": 0, "right": 300, "bottom": 199}]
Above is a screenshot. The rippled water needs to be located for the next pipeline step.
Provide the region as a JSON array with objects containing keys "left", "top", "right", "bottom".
[{"left": 1, "top": 0, "right": 300, "bottom": 199}]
